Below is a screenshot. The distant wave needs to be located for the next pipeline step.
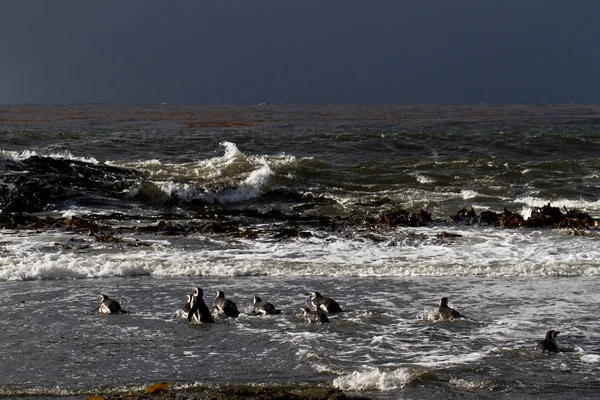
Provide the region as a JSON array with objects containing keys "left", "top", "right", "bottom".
[{"left": 114, "top": 141, "right": 298, "bottom": 204}]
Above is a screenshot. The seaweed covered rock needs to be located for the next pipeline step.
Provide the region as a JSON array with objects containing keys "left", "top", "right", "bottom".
[
  {"left": 451, "top": 207, "right": 477, "bottom": 225},
  {"left": 478, "top": 210, "right": 500, "bottom": 226},
  {"left": 523, "top": 203, "right": 564, "bottom": 228},
  {"left": 499, "top": 208, "right": 524, "bottom": 228},
  {"left": 88, "top": 383, "right": 348, "bottom": 400},
  {"left": 377, "top": 208, "right": 431, "bottom": 227},
  {"left": 559, "top": 207, "right": 597, "bottom": 229}
]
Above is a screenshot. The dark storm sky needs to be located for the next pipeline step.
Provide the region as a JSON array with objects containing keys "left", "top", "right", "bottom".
[{"left": 1, "top": 1, "right": 599, "bottom": 104}]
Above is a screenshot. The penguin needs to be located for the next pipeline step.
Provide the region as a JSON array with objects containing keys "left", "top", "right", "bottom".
[
  {"left": 97, "top": 294, "right": 126, "bottom": 314},
  {"left": 188, "top": 287, "right": 214, "bottom": 324},
  {"left": 173, "top": 294, "right": 193, "bottom": 319},
  {"left": 438, "top": 297, "right": 462, "bottom": 320},
  {"left": 251, "top": 296, "right": 281, "bottom": 315},
  {"left": 298, "top": 307, "right": 329, "bottom": 323},
  {"left": 537, "top": 330, "right": 560, "bottom": 353},
  {"left": 213, "top": 290, "right": 240, "bottom": 318},
  {"left": 305, "top": 291, "right": 342, "bottom": 313},
  {"left": 182, "top": 294, "right": 193, "bottom": 314}
]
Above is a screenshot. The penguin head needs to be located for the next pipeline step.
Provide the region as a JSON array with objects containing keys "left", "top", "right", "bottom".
[
  {"left": 298, "top": 307, "right": 311, "bottom": 315},
  {"left": 439, "top": 297, "right": 449, "bottom": 307},
  {"left": 306, "top": 291, "right": 321, "bottom": 299},
  {"left": 546, "top": 330, "right": 560, "bottom": 340},
  {"left": 216, "top": 290, "right": 225, "bottom": 298},
  {"left": 98, "top": 294, "right": 109, "bottom": 302},
  {"left": 253, "top": 296, "right": 262, "bottom": 304},
  {"left": 193, "top": 287, "right": 203, "bottom": 297}
]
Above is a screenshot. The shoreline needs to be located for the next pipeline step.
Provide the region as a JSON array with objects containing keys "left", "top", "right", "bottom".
[{"left": 1, "top": 382, "right": 365, "bottom": 400}]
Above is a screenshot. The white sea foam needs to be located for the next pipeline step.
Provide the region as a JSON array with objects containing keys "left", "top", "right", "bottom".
[
  {"left": 215, "top": 159, "right": 274, "bottom": 203},
  {"left": 460, "top": 189, "right": 481, "bottom": 199},
  {"left": 333, "top": 367, "right": 424, "bottom": 391},
  {"left": 415, "top": 351, "right": 488, "bottom": 367},
  {"left": 581, "top": 354, "right": 600, "bottom": 364},
  {"left": 450, "top": 377, "right": 494, "bottom": 390},
  {"left": 1, "top": 149, "right": 38, "bottom": 160},
  {"left": 155, "top": 181, "right": 207, "bottom": 202},
  {"left": 2, "top": 224, "right": 600, "bottom": 281},
  {"left": 415, "top": 174, "right": 434, "bottom": 184},
  {"left": 1, "top": 149, "right": 99, "bottom": 164}
]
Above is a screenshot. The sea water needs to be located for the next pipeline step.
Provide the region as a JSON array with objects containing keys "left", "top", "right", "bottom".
[{"left": 1, "top": 104, "right": 600, "bottom": 399}]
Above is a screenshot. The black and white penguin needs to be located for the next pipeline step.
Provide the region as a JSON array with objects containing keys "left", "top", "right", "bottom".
[
  {"left": 298, "top": 307, "right": 329, "bottom": 323},
  {"left": 173, "top": 294, "right": 193, "bottom": 319},
  {"left": 536, "top": 330, "right": 560, "bottom": 353},
  {"left": 182, "top": 294, "right": 193, "bottom": 314},
  {"left": 188, "top": 287, "right": 214, "bottom": 324},
  {"left": 251, "top": 296, "right": 281, "bottom": 315},
  {"left": 213, "top": 290, "right": 240, "bottom": 318},
  {"left": 97, "top": 294, "right": 126, "bottom": 314},
  {"left": 438, "top": 297, "right": 462, "bottom": 320},
  {"left": 305, "top": 291, "right": 342, "bottom": 313}
]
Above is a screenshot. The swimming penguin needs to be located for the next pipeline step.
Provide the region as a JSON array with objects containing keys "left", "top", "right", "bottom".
[
  {"left": 173, "top": 294, "right": 193, "bottom": 319},
  {"left": 438, "top": 297, "right": 462, "bottom": 320},
  {"left": 251, "top": 296, "right": 281, "bottom": 315},
  {"left": 182, "top": 294, "right": 193, "bottom": 314},
  {"left": 536, "top": 330, "right": 560, "bottom": 353},
  {"left": 97, "top": 294, "right": 126, "bottom": 314},
  {"left": 305, "top": 291, "right": 342, "bottom": 313},
  {"left": 213, "top": 290, "right": 240, "bottom": 318},
  {"left": 188, "top": 287, "right": 214, "bottom": 324},
  {"left": 298, "top": 307, "right": 329, "bottom": 323}
]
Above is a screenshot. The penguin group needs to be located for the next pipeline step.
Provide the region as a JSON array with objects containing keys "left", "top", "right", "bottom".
[
  {"left": 94, "top": 291, "right": 562, "bottom": 352},
  {"left": 94, "top": 288, "right": 336, "bottom": 323}
]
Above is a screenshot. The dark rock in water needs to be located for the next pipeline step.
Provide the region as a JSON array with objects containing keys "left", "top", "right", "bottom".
[
  {"left": 414, "top": 209, "right": 432, "bottom": 224},
  {"left": 451, "top": 207, "right": 477, "bottom": 225},
  {"left": 559, "top": 207, "right": 597, "bottom": 230},
  {"left": 478, "top": 210, "right": 500, "bottom": 226},
  {"left": 0, "top": 155, "right": 145, "bottom": 214},
  {"left": 377, "top": 208, "right": 431, "bottom": 227},
  {"left": 272, "top": 227, "right": 313, "bottom": 240},
  {"left": 499, "top": 208, "right": 524, "bottom": 228},
  {"left": 90, "top": 383, "right": 350, "bottom": 400},
  {"left": 524, "top": 203, "right": 564, "bottom": 228},
  {"left": 436, "top": 231, "right": 462, "bottom": 238}
]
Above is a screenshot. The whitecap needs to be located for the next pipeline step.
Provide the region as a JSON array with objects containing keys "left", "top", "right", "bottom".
[
  {"left": 415, "top": 174, "right": 434, "bottom": 184},
  {"left": 333, "top": 367, "right": 427, "bottom": 391},
  {"left": 581, "top": 354, "right": 600, "bottom": 363},
  {"left": 460, "top": 189, "right": 480, "bottom": 199}
]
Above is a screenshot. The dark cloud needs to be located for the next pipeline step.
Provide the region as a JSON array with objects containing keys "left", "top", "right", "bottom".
[{"left": 1, "top": 1, "right": 599, "bottom": 104}]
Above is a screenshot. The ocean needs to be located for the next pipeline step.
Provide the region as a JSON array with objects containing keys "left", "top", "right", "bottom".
[{"left": 1, "top": 104, "right": 600, "bottom": 399}]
